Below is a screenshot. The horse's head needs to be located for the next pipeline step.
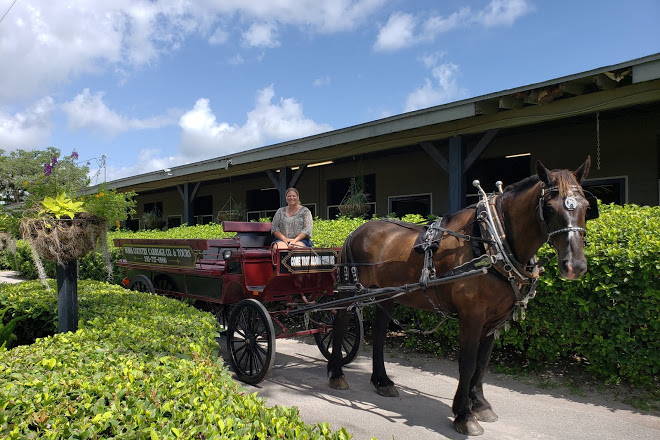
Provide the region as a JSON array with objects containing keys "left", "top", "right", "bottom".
[{"left": 536, "top": 156, "right": 596, "bottom": 280}]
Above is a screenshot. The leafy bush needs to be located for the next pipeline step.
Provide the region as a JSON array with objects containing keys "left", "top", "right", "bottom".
[
  {"left": 389, "top": 204, "right": 660, "bottom": 387},
  {"left": 0, "top": 280, "right": 351, "bottom": 439},
  {"left": 3, "top": 207, "right": 658, "bottom": 386}
]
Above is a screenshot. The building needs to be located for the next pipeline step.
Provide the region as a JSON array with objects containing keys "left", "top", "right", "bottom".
[{"left": 102, "top": 54, "right": 660, "bottom": 229}]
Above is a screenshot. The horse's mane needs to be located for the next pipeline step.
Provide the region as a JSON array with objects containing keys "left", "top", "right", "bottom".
[
  {"left": 504, "top": 169, "right": 580, "bottom": 196},
  {"left": 503, "top": 175, "right": 539, "bottom": 194}
]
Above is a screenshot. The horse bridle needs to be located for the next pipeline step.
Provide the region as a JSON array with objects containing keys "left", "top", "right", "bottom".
[{"left": 537, "top": 183, "right": 588, "bottom": 245}]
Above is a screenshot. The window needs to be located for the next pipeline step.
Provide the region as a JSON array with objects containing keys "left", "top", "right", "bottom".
[
  {"left": 167, "top": 215, "right": 182, "bottom": 228},
  {"left": 193, "top": 195, "right": 212, "bottom": 216},
  {"left": 466, "top": 156, "right": 530, "bottom": 205},
  {"left": 389, "top": 193, "right": 431, "bottom": 217},
  {"left": 327, "top": 174, "right": 376, "bottom": 219},
  {"left": 247, "top": 188, "right": 279, "bottom": 212},
  {"left": 143, "top": 201, "right": 163, "bottom": 216},
  {"left": 583, "top": 177, "right": 626, "bottom": 205}
]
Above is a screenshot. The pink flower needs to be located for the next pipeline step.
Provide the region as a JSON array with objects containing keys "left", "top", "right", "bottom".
[
  {"left": 43, "top": 163, "right": 53, "bottom": 176},
  {"left": 71, "top": 150, "right": 79, "bottom": 160}
]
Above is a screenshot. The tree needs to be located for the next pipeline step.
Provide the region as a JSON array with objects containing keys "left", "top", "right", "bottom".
[{"left": 0, "top": 148, "right": 89, "bottom": 209}]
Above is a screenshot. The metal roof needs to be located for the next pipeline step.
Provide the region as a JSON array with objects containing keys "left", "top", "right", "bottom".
[{"left": 96, "top": 53, "right": 660, "bottom": 193}]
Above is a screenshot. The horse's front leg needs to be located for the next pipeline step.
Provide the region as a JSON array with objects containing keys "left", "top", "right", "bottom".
[
  {"left": 328, "top": 308, "right": 350, "bottom": 390},
  {"left": 470, "top": 334, "right": 498, "bottom": 423},
  {"left": 453, "top": 315, "right": 486, "bottom": 436},
  {"left": 371, "top": 300, "right": 398, "bottom": 397}
]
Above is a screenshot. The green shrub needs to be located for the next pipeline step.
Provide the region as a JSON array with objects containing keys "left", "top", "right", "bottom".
[
  {"left": 4, "top": 206, "right": 658, "bottom": 386},
  {"left": 390, "top": 204, "right": 660, "bottom": 387},
  {"left": 0, "top": 280, "right": 351, "bottom": 439}
]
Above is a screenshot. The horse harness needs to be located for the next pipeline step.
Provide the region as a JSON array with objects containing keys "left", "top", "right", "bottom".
[{"left": 338, "top": 179, "right": 595, "bottom": 338}]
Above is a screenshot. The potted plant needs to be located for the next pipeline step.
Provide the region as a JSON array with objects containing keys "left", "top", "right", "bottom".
[
  {"left": 338, "top": 176, "right": 371, "bottom": 217},
  {"left": 217, "top": 196, "right": 245, "bottom": 222}
]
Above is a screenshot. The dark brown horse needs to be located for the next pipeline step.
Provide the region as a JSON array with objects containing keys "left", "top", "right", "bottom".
[{"left": 328, "top": 158, "right": 596, "bottom": 436}]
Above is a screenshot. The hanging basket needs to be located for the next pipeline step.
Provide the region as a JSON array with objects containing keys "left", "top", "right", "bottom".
[
  {"left": 338, "top": 203, "right": 371, "bottom": 217},
  {"left": 0, "top": 232, "right": 14, "bottom": 252},
  {"left": 20, "top": 213, "right": 106, "bottom": 266}
]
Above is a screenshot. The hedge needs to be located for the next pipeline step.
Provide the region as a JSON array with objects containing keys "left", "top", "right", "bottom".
[
  {"left": 0, "top": 280, "right": 351, "bottom": 439},
  {"left": 388, "top": 204, "right": 660, "bottom": 387},
  {"left": 2, "top": 207, "right": 658, "bottom": 387}
]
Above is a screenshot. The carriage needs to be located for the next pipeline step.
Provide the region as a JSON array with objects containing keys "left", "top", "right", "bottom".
[{"left": 113, "top": 220, "right": 364, "bottom": 385}]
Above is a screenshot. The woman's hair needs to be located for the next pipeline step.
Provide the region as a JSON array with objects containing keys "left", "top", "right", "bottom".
[{"left": 285, "top": 187, "right": 301, "bottom": 205}]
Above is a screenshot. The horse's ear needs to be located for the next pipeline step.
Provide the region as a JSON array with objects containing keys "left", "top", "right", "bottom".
[
  {"left": 574, "top": 156, "right": 591, "bottom": 183},
  {"left": 536, "top": 160, "right": 552, "bottom": 185}
]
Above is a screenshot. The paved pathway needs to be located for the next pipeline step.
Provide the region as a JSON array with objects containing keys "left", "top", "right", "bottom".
[
  {"left": 220, "top": 337, "right": 660, "bottom": 440},
  {"left": 0, "top": 270, "right": 27, "bottom": 284}
]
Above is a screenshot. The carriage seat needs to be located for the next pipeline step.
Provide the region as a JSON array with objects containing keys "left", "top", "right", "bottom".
[{"left": 222, "top": 221, "right": 273, "bottom": 248}]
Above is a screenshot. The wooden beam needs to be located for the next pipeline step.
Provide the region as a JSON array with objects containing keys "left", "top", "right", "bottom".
[
  {"left": 420, "top": 141, "right": 449, "bottom": 172},
  {"left": 499, "top": 95, "right": 524, "bottom": 110},
  {"left": 593, "top": 74, "right": 618, "bottom": 90},
  {"left": 266, "top": 169, "right": 279, "bottom": 188},
  {"left": 464, "top": 128, "right": 499, "bottom": 171},
  {"left": 523, "top": 90, "right": 540, "bottom": 105},
  {"left": 537, "top": 86, "right": 564, "bottom": 104},
  {"left": 560, "top": 82, "right": 585, "bottom": 96},
  {"left": 289, "top": 165, "right": 307, "bottom": 188},
  {"left": 475, "top": 99, "right": 500, "bottom": 115}
]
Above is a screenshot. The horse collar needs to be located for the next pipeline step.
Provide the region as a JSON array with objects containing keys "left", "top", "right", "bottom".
[{"left": 475, "top": 191, "right": 539, "bottom": 285}]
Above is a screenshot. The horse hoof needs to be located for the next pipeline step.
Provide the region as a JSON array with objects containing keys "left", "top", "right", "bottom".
[
  {"left": 474, "top": 408, "right": 498, "bottom": 423},
  {"left": 454, "top": 414, "right": 484, "bottom": 436},
  {"left": 329, "top": 376, "right": 349, "bottom": 390},
  {"left": 376, "top": 385, "right": 399, "bottom": 397}
]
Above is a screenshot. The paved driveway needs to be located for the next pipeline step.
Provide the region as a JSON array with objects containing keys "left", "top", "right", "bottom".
[{"left": 220, "top": 337, "right": 659, "bottom": 440}]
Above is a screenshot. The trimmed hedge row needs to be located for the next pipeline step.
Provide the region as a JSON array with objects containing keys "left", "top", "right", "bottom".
[
  {"left": 3, "top": 207, "right": 658, "bottom": 386},
  {"left": 0, "top": 280, "right": 351, "bottom": 439},
  {"left": 389, "top": 204, "right": 660, "bottom": 386}
]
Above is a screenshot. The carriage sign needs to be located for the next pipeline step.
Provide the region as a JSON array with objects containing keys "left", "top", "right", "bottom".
[
  {"left": 279, "top": 248, "right": 338, "bottom": 274},
  {"left": 121, "top": 244, "right": 196, "bottom": 268}
]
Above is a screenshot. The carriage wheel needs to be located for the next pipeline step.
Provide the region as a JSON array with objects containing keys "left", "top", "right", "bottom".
[
  {"left": 313, "top": 300, "right": 364, "bottom": 365},
  {"left": 215, "top": 304, "right": 235, "bottom": 334},
  {"left": 226, "top": 299, "right": 276, "bottom": 384},
  {"left": 128, "top": 275, "right": 154, "bottom": 293}
]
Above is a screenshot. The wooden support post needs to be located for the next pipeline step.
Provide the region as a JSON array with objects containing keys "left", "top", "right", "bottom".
[
  {"left": 57, "top": 259, "right": 78, "bottom": 334},
  {"left": 449, "top": 136, "right": 465, "bottom": 213}
]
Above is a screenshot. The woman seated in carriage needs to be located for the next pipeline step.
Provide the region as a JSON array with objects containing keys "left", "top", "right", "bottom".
[{"left": 271, "top": 187, "right": 313, "bottom": 249}]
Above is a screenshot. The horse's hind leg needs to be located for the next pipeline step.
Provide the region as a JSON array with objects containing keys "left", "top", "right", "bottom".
[
  {"left": 328, "top": 308, "right": 350, "bottom": 390},
  {"left": 370, "top": 300, "right": 398, "bottom": 397},
  {"left": 453, "top": 316, "right": 486, "bottom": 436},
  {"left": 470, "top": 335, "right": 498, "bottom": 423}
]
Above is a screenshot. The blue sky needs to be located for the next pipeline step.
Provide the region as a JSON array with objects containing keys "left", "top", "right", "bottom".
[{"left": 1, "top": 0, "right": 658, "bottom": 184}]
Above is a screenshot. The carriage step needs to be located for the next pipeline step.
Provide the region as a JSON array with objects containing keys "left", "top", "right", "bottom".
[{"left": 247, "top": 285, "right": 265, "bottom": 293}]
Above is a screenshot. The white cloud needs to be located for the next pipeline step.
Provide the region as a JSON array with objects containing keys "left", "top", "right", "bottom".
[
  {"left": 374, "top": 0, "right": 531, "bottom": 51},
  {"left": 0, "top": 97, "right": 55, "bottom": 149},
  {"left": 405, "top": 62, "right": 468, "bottom": 112},
  {"left": 101, "top": 149, "right": 188, "bottom": 182},
  {"left": 178, "top": 85, "right": 333, "bottom": 159},
  {"left": 374, "top": 12, "right": 418, "bottom": 52},
  {"left": 313, "top": 76, "right": 332, "bottom": 87},
  {"left": 0, "top": 1, "right": 386, "bottom": 102},
  {"left": 474, "top": 0, "right": 532, "bottom": 27},
  {"left": 243, "top": 22, "right": 280, "bottom": 48},
  {"left": 62, "top": 89, "right": 176, "bottom": 136},
  {"left": 209, "top": 27, "right": 230, "bottom": 45}
]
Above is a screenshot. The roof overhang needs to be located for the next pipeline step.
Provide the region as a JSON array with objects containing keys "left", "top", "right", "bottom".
[{"left": 94, "top": 53, "right": 660, "bottom": 193}]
